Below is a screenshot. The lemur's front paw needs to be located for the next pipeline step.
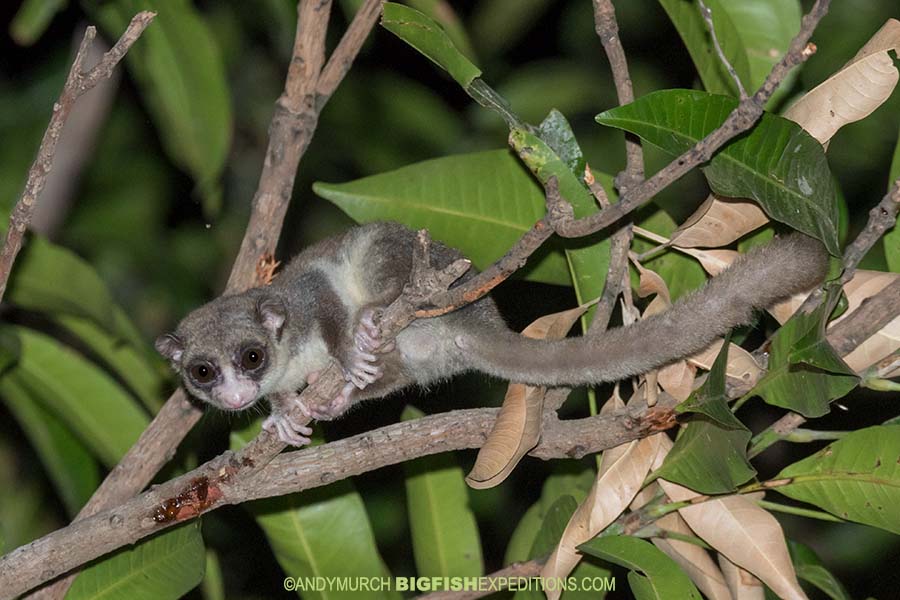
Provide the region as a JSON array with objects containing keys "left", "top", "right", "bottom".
[
  {"left": 263, "top": 401, "right": 313, "bottom": 447},
  {"left": 343, "top": 307, "right": 394, "bottom": 390},
  {"left": 298, "top": 382, "right": 355, "bottom": 421}
]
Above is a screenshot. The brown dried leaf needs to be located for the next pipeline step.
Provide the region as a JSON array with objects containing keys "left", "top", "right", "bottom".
[
  {"left": 658, "top": 480, "right": 808, "bottom": 600},
  {"left": 541, "top": 434, "right": 664, "bottom": 597},
  {"left": 658, "top": 360, "right": 697, "bottom": 401},
  {"left": 466, "top": 305, "right": 588, "bottom": 489},
  {"left": 654, "top": 512, "right": 733, "bottom": 600},
  {"left": 719, "top": 554, "right": 765, "bottom": 600},
  {"left": 829, "top": 271, "right": 900, "bottom": 372},
  {"left": 784, "top": 19, "right": 900, "bottom": 145},
  {"left": 671, "top": 196, "right": 769, "bottom": 249}
]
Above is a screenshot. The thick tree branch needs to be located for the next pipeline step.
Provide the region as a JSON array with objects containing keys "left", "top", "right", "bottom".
[
  {"left": 0, "top": 12, "right": 154, "bottom": 301},
  {"left": 0, "top": 397, "right": 677, "bottom": 597}
]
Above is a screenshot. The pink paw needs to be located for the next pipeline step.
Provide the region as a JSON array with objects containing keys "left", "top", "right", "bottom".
[
  {"left": 263, "top": 410, "right": 313, "bottom": 447},
  {"left": 299, "top": 382, "right": 355, "bottom": 421},
  {"left": 343, "top": 308, "right": 394, "bottom": 390}
]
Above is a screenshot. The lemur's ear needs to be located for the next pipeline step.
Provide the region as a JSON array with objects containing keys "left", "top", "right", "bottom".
[
  {"left": 256, "top": 295, "right": 287, "bottom": 340},
  {"left": 155, "top": 333, "right": 184, "bottom": 364}
]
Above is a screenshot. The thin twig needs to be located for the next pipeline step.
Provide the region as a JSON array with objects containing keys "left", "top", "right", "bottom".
[
  {"left": 0, "top": 12, "right": 155, "bottom": 301},
  {"left": 697, "top": 0, "right": 747, "bottom": 98},
  {"left": 546, "top": 0, "right": 829, "bottom": 239}
]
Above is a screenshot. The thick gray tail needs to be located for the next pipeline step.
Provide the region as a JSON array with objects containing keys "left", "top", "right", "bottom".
[{"left": 456, "top": 233, "right": 828, "bottom": 387}]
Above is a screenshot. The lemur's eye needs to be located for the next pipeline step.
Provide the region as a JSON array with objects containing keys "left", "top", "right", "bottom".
[
  {"left": 189, "top": 362, "right": 216, "bottom": 385},
  {"left": 241, "top": 347, "right": 265, "bottom": 371}
]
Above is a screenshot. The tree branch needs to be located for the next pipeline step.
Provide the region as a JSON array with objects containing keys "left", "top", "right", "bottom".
[
  {"left": 0, "top": 396, "right": 677, "bottom": 598},
  {"left": 0, "top": 11, "right": 155, "bottom": 301}
]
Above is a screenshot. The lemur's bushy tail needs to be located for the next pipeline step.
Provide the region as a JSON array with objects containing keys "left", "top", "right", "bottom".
[{"left": 457, "top": 233, "right": 828, "bottom": 386}]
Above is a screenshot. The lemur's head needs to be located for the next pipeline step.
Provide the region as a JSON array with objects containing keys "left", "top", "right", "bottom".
[{"left": 155, "top": 290, "right": 289, "bottom": 411}]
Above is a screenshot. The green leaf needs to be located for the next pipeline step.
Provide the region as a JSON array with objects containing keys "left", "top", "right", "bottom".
[
  {"left": 0, "top": 327, "right": 20, "bottom": 374},
  {"left": 504, "top": 469, "right": 595, "bottom": 565},
  {"left": 652, "top": 411, "right": 754, "bottom": 494},
  {"left": 382, "top": 2, "right": 481, "bottom": 88},
  {"left": 776, "top": 425, "right": 900, "bottom": 534},
  {"left": 517, "top": 111, "right": 613, "bottom": 318},
  {"left": 90, "top": 0, "right": 232, "bottom": 216},
  {"left": 579, "top": 536, "right": 702, "bottom": 600},
  {"left": 654, "top": 336, "right": 755, "bottom": 493},
  {"left": 9, "top": 0, "right": 67, "bottom": 45},
  {"left": 314, "top": 150, "right": 571, "bottom": 286},
  {"left": 6, "top": 326, "right": 149, "bottom": 467},
  {"left": 231, "top": 422, "right": 397, "bottom": 599},
  {"left": 68, "top": 523, "right": 205, "bottom": 600},
  {"left": 787, "top": 540, "right": 851, "bottom": 600},
  {"left": 6, "top": 234, "right": 118, "bottom": 336},
  {"left": 402, "top": 406, "right": 483, "bottom": 577},
  {"left": 1, "top": 372, "right": 100, "bottom": 517},
  {"left": 597, "top": 90, "right": 841, "bottom": 255},
  {"left": 657, "top": 0, "right": 752, "bottom": 97},
  {"left": 405, "top": 0, "right": 477, "bottom": 63},
  {"left": 677, "top": 335, "right": 744, "bottom": 429},
  {"left": 54, "top": 314, "right": 165, "bottom": 412},
  {"left": 749, "top": 286, "right": 858, "bottom": 417},
  {"left": 716, "top": 0, "right": 801, "bottom": 100}
]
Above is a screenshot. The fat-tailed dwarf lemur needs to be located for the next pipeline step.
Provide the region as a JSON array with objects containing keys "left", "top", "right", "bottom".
[{"left": 156, "top": 222, "right": 828, "bottom": 446}]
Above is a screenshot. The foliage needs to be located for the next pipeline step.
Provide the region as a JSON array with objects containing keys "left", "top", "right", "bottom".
[{"left": 1, "top": 1, "right": 899, "bottom": 599}]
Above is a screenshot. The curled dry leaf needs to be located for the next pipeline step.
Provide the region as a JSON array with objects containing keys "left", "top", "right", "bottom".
[
  {"left": 719, "top": 554, "right": 765, "bottom": 600},
  {"left": 672, "top": 19, "right": 900, "bottom": 248},
  {"left": 654, "top": 512, "right": 733, "bottom": 600},
  {"left": 465, "top": 304, "right": 588, "bottom": 489},
  {"left": 658, "top": 480, "right": 808, "bottom": 600},
  {"left": 540, "top": 433, "right": 664, "bottom": 600},
  {"left": 830, "top": 271, "right": 900, "bottom": 373},
  {"left": 658, "top": 360, "right": 697, "bottom": 401},
  {"left": 652, "top": 437, "right": 806, "bottom": 600}
]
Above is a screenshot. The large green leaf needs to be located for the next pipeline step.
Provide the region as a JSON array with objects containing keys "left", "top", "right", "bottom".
[
  {"left": 6, "top": 234, "right": 118, "bottom": 336},
  {"left": 68, "top": 523, "right": 205, "bottom": 600},
  {"left": 776, "top": 425, "right": 900, "bottom": 534},
  {"left": 579, "top": 536, "right": 702, "bottom": 600},
  {"left": 231, "top": 423, "right": 398, "bottom": 600},
  {"left": 717, "top": 0, "right": 801, "bottom": 96},
  {"left": 1, "top": 372, "right": 100, "bottom": 517},
  {"left": 314, "top": 150, "right": 570, "bottom": 286},
  {"left": 405, "top": 0, "right": 477, "bottom": 63},
  {"left": 748, "top": 286, "right": 858, "bottom": 417},
  {"left": 54, "top": 314, "right": 165, "bottom": 412},
  {"left": 382, "top": 2, "right": 481, "bottom": 88},
  {"left": 402, "top": 406, "right": 483, "bottom": 577},
  {"left": 91, "top": 0, "right": 231, "bottom": 215},
  {"left": 657, "top": 0, "right": 751, "bottom": 97},
  {"left": 653, "top": 342, "right": 754, "bottom": 494},
  {"left": 597, "top": 90, "right": 841, "bottom": 255},
  {"left": 6, "top": 326, "right": 149, "bottom": 467}
]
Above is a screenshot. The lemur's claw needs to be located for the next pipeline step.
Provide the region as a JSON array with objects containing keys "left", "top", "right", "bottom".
[
  {"left": 343, "top": 307, "right": 387, "bottom": 390},
  {"left": 263, "top": 411, "right": 313, "bottom": 447}
]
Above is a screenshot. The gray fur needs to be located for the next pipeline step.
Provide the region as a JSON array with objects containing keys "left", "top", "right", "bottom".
[{"left": 160, "top": 222, "right": 828, "bottom": 420}]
